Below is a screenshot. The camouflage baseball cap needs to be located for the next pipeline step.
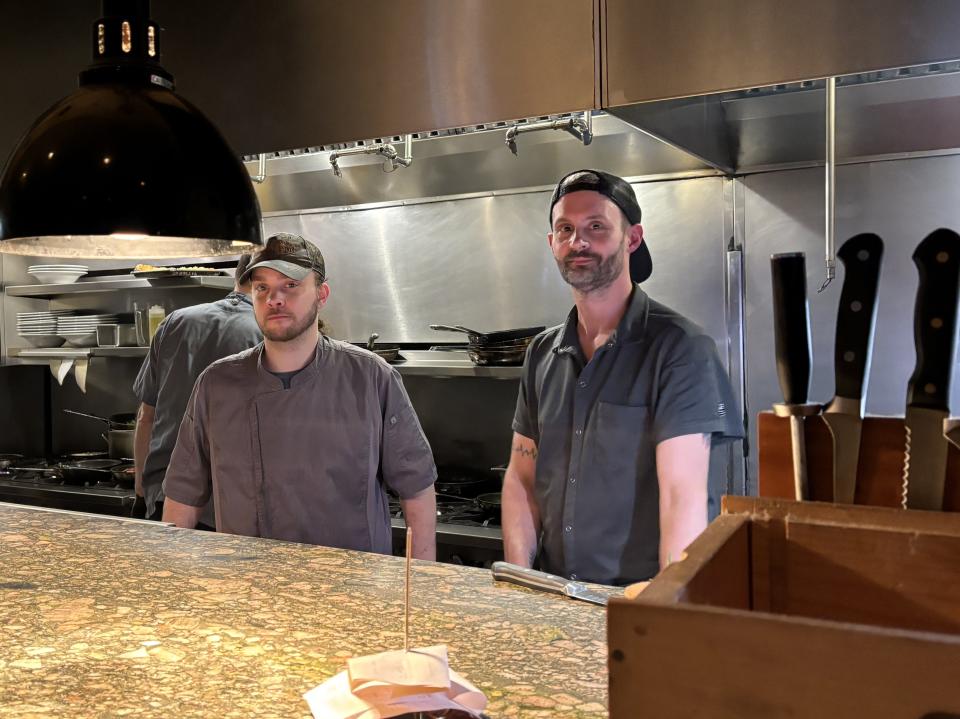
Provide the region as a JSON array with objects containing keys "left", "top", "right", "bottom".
[{"left": 239, "top": 233, "right": 326, "bottom": 284}]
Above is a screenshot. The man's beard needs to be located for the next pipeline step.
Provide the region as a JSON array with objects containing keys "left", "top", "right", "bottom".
[
  {"left": 557, "top": 236, "right": 626, "bottom": 293},
  {"left": 261, "top": 297, "right": 321, "bottom": 342}
]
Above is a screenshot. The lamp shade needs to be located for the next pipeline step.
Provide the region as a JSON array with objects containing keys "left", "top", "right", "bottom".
[{"left": 0, "top": 2, "right": 262, "bottom": 259}]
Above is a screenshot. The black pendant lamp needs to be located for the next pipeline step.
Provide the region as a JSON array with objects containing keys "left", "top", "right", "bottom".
[{"left": 0, "top": 0, "right": 262, "bottom": 259}]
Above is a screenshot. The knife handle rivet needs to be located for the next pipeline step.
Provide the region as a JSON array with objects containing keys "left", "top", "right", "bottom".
[
  {"left": 850, "top": 300, "right": 863, "bottom": 312},
  {"left": 925, "top": 383, "right": 938, "bottom": 394},
  {"left": 857, "top": 250, "right": 870, "bottom": 261},
  {"left": 931, "top": 317, "right": 944, "bottom": 329},
  {"left": 843, "top": 351, "right": 855, "bottom": 362},
  {"left": 937, "top": 251, "right": 950, "bottom": 263}
]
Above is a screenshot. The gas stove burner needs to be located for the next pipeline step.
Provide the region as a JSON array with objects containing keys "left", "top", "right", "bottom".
[{"left": 4, "top": 459, "right": 62, "bottom": 485}]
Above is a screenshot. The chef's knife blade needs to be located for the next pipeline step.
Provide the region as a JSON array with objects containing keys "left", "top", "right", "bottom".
[
  {"left": 771, "top": 252, "right": 813, "bottom": 500},
  {"left": 903, "top": 228, "right": 960, "bottom": 510},
  {"left": 822, "top": 233, "right": 884, "bottom": 504},
  {"left": 491, "top": 561, "right": 607, "bottom": 606}
]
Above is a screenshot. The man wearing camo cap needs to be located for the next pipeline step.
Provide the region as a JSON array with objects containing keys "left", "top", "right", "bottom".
[
  {"left": 501, "top": 170, "right": 743, "bottom": 585},
  {"left": 163, "top": 233, "right": 438, "bottom": 559}
]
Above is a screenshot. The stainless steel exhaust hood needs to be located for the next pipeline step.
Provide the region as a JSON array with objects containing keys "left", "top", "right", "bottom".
[{"left": 602, "top": 0, "right": 960, "bottom": 174}]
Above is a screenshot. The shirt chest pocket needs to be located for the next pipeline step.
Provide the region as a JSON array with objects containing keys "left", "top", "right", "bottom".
[{"left": 587, "top": 402, "right": 654, "bottom": 486}]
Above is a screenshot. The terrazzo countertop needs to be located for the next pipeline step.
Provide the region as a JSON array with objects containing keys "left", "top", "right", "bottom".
[{"left": 0, "top": 503, "right": 612, "bottom": 718}]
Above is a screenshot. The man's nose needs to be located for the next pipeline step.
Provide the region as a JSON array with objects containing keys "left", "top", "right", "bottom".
[
  {"left": 266, "top": 288, "right": 284, "bottom": 306},
  {"left": 567, "top": 230, "right": 588, "bottom": 248}
]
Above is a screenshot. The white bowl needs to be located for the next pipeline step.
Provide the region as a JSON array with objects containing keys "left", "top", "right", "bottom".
[
  {"left": 28, "top": 265, "right": 89, "bottom": 271},
  {"left": 28, "top": 270, "right": 88, "bottom": 285}
]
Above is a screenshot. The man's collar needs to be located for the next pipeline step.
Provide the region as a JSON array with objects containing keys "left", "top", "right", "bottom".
[
  {"left": 551, "top": 283, "right": 649, "bottom": 355},
  {"left": 255, "top": 334, "right": 325, "bottom": 387}
]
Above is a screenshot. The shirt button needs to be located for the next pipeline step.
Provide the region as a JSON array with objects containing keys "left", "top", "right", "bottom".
[
  {"left": 570, "top": 573, "right": 578, "bottom": 580},
  {"left": 569, "top": 476, "right": 576, "bottom": 484},
  {"left": 564, "top": 525, "right": 573, "bottom": 533},
  {"left": 575, "top": 428, "right": 583, "bottom": 436},
  {"left": 578, "top": 380, "right": 588, "bottom": 388},
  {"left": 606, "top": 342, "right": 614, "bottom": 349},
  {"left": 389, "top": 416, "right": 397, "bottom": 426}
]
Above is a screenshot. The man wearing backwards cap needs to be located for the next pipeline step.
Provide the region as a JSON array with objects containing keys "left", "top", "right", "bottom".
[
  {"left": 162, "top": 233, "right": 438, "bottom": 559},
  {"left": 502, "top": 170, "right": 743, "bottom": 585}
]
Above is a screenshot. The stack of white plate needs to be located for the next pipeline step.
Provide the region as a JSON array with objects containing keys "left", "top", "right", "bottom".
[
  {"left": 57, "top": 314, "right": 120, "bottom": 347},
  {"left": 28, "top": 264, "right": 89, "bottom": 284},
  {"left": 17, "top": 310, "right": 75, "bottom": 348}
]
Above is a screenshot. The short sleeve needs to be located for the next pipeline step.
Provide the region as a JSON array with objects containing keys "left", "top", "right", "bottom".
[
  {"left": 381, "top": 369, "right": 437, "bottom": 499},
  {"left": 510, "top": 343, "right": 540, "bottom": 443},
  {"left": 162, "top": 375, "right": 213, "bottom": 508},
  {"left": 652, "top": 334, "right": 744, "bottom": 445},
  {"left": 132, "top": 321, "right": 166, "bottom": 406}
]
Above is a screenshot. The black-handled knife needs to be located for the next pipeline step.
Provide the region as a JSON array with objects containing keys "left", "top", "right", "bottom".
[
  {"left": 822, "top": 234, "right": 884, "bottom": 504},
  {"left": 771, "top": 253, "right": 812, "bottom": 405},
  {"left": 771, "top": 253, "right": 814, "bottom": 500},
  {"left": 903, "top": 228, "right": 960, "bottom": 510}
]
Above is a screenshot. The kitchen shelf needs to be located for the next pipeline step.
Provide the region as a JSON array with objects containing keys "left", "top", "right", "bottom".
[
  {"left": 391, "top": 350, "right": 522, "bottom": 379},
  {"left": 4, "top": 276, "right": 234, "bottom": 298},
  {"left": 4, "top": 347, "right": 522, "bottom": 377},
  {"left": 7, "top": 347, "right": 148, "bottom": 360}
]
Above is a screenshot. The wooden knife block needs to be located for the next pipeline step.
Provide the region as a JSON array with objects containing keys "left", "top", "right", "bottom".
[
  {"left": 608, "top": 497, "right": 960, "bottom": 718},
  {"left": 758, "top": 411, "right": 960, "bottom": 511}
]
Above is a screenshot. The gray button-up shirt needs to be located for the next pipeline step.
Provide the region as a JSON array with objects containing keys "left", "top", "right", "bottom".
[
  {"left": 133, "top": 292, "right": 263, "bottom": 522},
  {"left": 512, "top": 285, "right": 743, "bottom": 585},
  {"left": 163, "top": 336, "right": 437, "bottom": 553}
]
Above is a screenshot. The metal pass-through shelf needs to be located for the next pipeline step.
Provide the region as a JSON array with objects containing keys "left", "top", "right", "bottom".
[
  {"left": 391, "top": 350, "right": 522, "bottom": 379},
  {"left": 7, "top": 347, "right": 148, "bottom": 361},
  {"left": 4, "top": 276, "right": 235, "bottom": 298}
]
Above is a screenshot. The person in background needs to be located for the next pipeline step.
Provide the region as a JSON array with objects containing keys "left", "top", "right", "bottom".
[
  {"left": 133, "top": 253, "right": 263, "bottom": 525},
  {"left": 161, "top": 234, "right": 438, "bottom": 559},
  {"left": 501, "top": 169, "right": 743, "bottom": 585}
]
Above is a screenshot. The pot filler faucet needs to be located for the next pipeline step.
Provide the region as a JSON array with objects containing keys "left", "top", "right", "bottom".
[
  {"left": 504, "top": 113, "right": 593, "bottom": 155},
  {"left": 329, "top": 135, "right": 413, "bottom": 178}
]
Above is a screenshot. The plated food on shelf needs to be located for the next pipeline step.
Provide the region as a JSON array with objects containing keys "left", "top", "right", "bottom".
[{"left": 131, "top": 264, "right": 227, "bottom": 278}]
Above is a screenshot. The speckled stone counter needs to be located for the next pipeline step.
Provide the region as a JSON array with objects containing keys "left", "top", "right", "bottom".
[{"left": 0, "top": 503, "right": 612, "bottom": 718}]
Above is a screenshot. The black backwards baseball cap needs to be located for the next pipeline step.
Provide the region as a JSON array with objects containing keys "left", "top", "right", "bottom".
[
  {"left": 549, "top": 169, "right": 652, "bottom": 283},
  {"left": 239, "top": 233, "right": 326, "bottom": 284}
]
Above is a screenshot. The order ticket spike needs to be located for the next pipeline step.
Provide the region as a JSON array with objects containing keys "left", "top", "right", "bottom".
[{"left": 404, "top": 527, "right": 412, "bottom": 652}]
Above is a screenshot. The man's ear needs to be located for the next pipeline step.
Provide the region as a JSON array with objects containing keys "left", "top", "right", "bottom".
[
  {"left": 318, "top": 282, "right": 331, "bottom": 307},
  {"left": 627, "top": 224, "right": 644, "bottom": 253}
]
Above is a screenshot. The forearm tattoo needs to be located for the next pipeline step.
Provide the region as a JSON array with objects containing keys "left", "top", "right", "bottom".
[{"left": 513, "top": 442, "right": 538, "bottom": 459}]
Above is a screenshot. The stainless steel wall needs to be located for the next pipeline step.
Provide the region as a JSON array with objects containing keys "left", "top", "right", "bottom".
[
  {"left": 742, "top": 155, "right": 960, "bottom": 484},
  {"left": 262, "top": 175, "right": 736, "bottom": 480},
  {"left": 262, "top": 177, "right": 730, "bottom": 349}
]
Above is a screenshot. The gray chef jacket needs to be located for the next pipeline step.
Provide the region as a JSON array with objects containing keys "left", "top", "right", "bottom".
[
  {"left": 512, "top": 285, "right": 743, "bottom": 585},
  {"left": 133, "top": 292, "right": 262, "bottom": 522},
  {"left": 163, "top": 336, "right": 437, "bottom": 553}
]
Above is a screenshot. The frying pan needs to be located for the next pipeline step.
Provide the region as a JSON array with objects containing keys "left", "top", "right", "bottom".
[
  {"left": 435, "top": 469, "right": 499, "bottom": 498},
  {"left": 365, "top": 332, "right": 402, "bottom": 363},
  {"left": 0, "top": 453, "right": 24, "bottom": 470},
  {"left": 468, "top": 347, "right": 528, "bottom": 366},
  {"left": 430, "top": 324, "right": 544, "bottom": 346},
  {"left": 477, "top": 492, "right": 502, "bottom": 522},
  {"left": 58, "top": 458, "right": 122, "bottom": 484},
  {"left": 110, "top": 463, "right": 136, "bottom": 487}
]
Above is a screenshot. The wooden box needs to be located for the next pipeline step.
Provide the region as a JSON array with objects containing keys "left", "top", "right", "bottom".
[{"left": 608, "top": 497, "right": 960, "bottom": 718}]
